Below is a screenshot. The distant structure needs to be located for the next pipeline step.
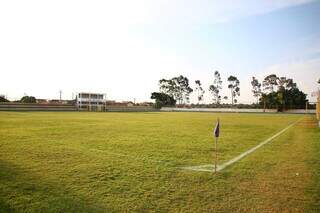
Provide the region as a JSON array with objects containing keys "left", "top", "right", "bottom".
[
  {"left": 36, "top": 99, "right": 48, "bottom": 104},
  {"left": 76, "top": 92, "right": 107, "bottom": 111},
  {"left": 312, "top": 89, "right": 320, "bottom": 127}
]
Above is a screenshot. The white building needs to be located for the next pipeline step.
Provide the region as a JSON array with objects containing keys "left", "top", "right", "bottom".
[{"left": 76, "top": 92, "right": 107, "bottom": 111}]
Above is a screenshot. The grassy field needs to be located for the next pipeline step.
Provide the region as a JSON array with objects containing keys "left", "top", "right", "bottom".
[{"left": 0, "top": 112, "right": 319, "bottom": 212}]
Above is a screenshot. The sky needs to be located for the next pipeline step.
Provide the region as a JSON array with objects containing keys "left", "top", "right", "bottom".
[{"left": 1, "top": 0, "right": 319, "bottom": 103}]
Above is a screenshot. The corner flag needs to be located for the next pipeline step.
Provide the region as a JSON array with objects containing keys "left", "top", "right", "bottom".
[
  {"left": 214, "top": 119, "right": 220, "bottom": 138},
  {"left": 213, "top": 119, "right": 220, "bottom": 173}
]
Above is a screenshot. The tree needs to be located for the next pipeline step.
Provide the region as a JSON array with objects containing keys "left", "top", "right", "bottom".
[
  {"left": 251, "top": 77, "right": 261, "bottom": 104},
  {"left": 260, "top": 76, "right": 307, "bottom": 110},
  {"left": 276, "top": 77, "right": 297, "bottom": 110},
  {"left": 260, "top": 92, "right": 279, "bottom": 109},
  {"left": 151, "top": 92, "right": 176, "bottom": 108},
  {"left": 159, "top": 78, "right": 175, "bottom": 98},
  {"left": 317, "top": 78, "right": 320, "bottom": 84},
  {"left": 20, "top": 96, "right": 36, "bottom": 103},
  {"left": 159, "top": 75, "right": 193, "bottom": 104},
  {"left": 261, "top": 88, "right": 307, "bottom": 110},
  {"left": 209, "top": 71, "right": 222, "bottom": 104},
  {"left": 277, "top": 77, "right": 296, "bottom": 91},
  {"left": 195, "top": 80, "right": 205, "bottom": 104},
  {"left": 227, "top": 75, "right": 240, "bottom": 105},
  {"left": 262, "top": 74, "right": 278, "bottom": 93},
  {"left": 0, "top": 95, "right": 9, "bottom": 102},
  {"left": 284, "top": 87, "right": 307, "bottom": 109},
  {"left": 173, "top": 75, "right": 193, "bottom": 104}
]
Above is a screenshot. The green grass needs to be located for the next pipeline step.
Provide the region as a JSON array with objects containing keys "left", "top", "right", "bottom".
[{"left": 0, "top": 112, "right": 319, "bottom": 212}]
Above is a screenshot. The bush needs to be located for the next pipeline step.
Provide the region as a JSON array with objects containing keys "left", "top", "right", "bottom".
[
  {"left": 0, "top": 95, "right": 9, "bottom": 102},
  {"left": 20, "top": 96, "right": 36, "bottom": 103}
]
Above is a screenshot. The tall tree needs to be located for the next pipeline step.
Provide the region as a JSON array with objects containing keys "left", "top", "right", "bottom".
[
  {"left": 277, "top": 77, "right": 296, "bottom": 90},
  {"left": 209, "top": 71, "right": 222, "bottom": 104},
  {"left": 173, "top": 75, "right": 193, "bottom": 104},
  {"left": 262, "top": 74, "right": 278, "bottom": 93},
  {"left": 284, "top": 87, "right": 307, "bottom": 109},
  {"left": 276, "top": 77, "right": 297, "bottom": 110},
  {"left": 227, "top": 75, "right": 240, "bottom": 105},
  {"left": 151, "top": 92, "right": 176, "bottom": 108},
  {"left": 195, "top": 80, "right": 205, "bottom": 104},
  {"left": 251, "top": 77, "right": 261, "bottom": 104},
  {"left": 159, "top": 78, "right": 175, "bottom": 99},
  {"left": 260, "top": 75, "right": 307, "bottom": 110},
  {"left": 159, "top": 75, "right": 193, "bottom": 104},
  {"left": 261, "top": 88, "right": 307, "bottom": 110}
]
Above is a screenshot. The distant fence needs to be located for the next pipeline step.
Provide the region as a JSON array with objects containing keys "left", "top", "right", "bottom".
[
  {"left": 285, "top": 109, "right": 316, "bottom": 114},
  {"left": 161, "top": 107, "right": 316, "bottom": 114},
  {"left": 1, "top": 103, "right": 314, "bottom": 114},
  {"left": 106, "top": 106, "right": 158, "bottom": 112},
  {"left": 0, "top": 103, "right": 76, "bottom": 111},
  {"left": 0, "top": 103, "right": 157, "bottom": 112}
]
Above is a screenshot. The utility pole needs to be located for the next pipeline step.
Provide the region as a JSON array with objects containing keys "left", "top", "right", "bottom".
[{"left": 59, "top": 90, "right": 62, "bottom": 102}]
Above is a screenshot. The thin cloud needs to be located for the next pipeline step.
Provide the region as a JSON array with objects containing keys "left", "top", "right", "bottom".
[{"left": 145, "top": 0, "right": 315, "bottom": 25}]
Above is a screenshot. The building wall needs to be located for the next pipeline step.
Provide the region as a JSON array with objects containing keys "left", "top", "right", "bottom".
[{"left": 76, "top": 92, "right": 107, "bottom": 111}]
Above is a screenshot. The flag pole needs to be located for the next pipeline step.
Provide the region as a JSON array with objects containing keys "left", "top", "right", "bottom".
[
  {"left": 213, "top": 118, "right": 220, "bottom": 174},
  {"left": 215, "top": 136, "right": 218, "bottom": 173}
]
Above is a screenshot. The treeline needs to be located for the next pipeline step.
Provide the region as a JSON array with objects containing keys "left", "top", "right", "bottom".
[
  {"left": 0, "top": 95, "right": 37, "bottom": 103},
  {"left": 151, "top": 72, "right": 317, "bottom": 111},
  {"left": 151, "top": 71, "right": 241, "bottom": 108},
  {"left": 252, "top": 74, "right": 308, "bottom": 111}
]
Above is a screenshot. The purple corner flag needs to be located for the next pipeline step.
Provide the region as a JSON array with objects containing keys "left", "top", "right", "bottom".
[{"left": 214, "top": 119, "right": 220, "bottom": 138}]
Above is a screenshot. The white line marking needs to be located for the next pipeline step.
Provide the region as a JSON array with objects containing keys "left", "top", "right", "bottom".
[{"left": 182, "top": 118, "right": 303, "bottom": 172}]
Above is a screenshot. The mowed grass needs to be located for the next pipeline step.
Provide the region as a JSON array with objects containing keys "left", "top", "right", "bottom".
[{"left": 0, "top": 112, "right": 319, "bottom": 212}]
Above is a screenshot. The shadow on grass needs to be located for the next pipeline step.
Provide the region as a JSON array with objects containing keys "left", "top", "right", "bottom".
[{"left": 0, "top": 160, "right": 107, "bottom": 212}]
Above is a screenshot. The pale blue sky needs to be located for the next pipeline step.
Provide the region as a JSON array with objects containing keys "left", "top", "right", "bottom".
[{"left": 1, "top": 0, "right": 319, "bottom": 103}]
